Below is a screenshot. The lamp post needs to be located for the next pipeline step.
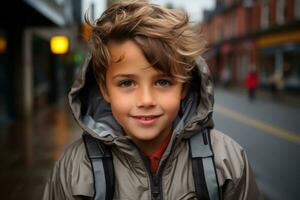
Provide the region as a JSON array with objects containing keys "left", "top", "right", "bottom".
[{"left": 50, "top": 35, "right": 69, "bottom": 102}]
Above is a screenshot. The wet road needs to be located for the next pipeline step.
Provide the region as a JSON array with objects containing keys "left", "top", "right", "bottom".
[
  {"left": 213, "top": 88, "right": 300, "bottom": 200},
  {"left": 0, "top": 100, "right": 81, "bottom": 200}
]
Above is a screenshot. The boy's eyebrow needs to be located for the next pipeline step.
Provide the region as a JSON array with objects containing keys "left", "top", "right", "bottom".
[
  {"left": 112, "top": 74, "right": 136, "bottom": 79},
  {"left": 112, "top": 74, "right": 173, "bottom": 80},
  {"left": 112, "top": 73, "right": 172, "bottom": 80}
]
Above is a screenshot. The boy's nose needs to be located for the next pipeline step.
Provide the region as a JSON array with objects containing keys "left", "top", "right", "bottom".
[{"left": 136, "top": 86, "right": 156, "bottom": 108}]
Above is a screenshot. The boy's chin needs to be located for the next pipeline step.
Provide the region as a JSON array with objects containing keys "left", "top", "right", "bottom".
[
  {"left": 126, "top": 131, "right": 161, "bottom": 142},
  {"left": 129, "top": 133, "right": 161, "bottom": 142}
]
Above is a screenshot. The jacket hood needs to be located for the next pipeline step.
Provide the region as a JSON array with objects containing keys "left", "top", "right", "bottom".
[{"left": 68, "top": 53, "right": 214, "bottom": 142}]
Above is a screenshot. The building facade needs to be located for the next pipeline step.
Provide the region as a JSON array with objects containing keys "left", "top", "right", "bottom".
[
  {"left": 0, "top": 0, "right": 103, "bottom": 126},
  {"left": 202, "top": 0, "right": 300, "bottom": 92}
]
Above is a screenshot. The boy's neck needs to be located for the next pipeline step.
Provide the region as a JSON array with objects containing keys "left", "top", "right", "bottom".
[{"left": 133, "top": 129, "right": 172, "bottom": 155}]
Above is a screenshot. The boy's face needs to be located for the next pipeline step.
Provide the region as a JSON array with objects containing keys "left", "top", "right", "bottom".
[{"left": 99, "top": 40, "right": 185, "bottom": 150}]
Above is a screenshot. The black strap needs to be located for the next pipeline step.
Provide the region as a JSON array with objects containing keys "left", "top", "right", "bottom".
[
  {"left": 192, "top": 156, "right": 210, "bottom": 199},
  {"left": 82, "top": 134, "right": 114, "bottom": 200},
  {"left": 190, "top": 129, "right": 220, "bottom": 200}
]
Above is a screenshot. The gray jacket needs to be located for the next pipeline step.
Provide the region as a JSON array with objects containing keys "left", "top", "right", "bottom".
[{"left": 43, "top": 54, "right": 261, "bottom": 200}]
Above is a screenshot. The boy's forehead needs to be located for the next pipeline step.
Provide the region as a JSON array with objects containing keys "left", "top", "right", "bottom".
[
  {"left": 108, "top": 60, "right": 164, "bottom": 76},
  {"left": 106, "top": 39, "right": 173, "bottom": 78},
  {"left": 107, "top": 40, "right": 149, "bottom": 66},
  {"left": 107, "top": 40, "right": 126, "bottom": 62},
  {"left": 106, "top": 49, "right": 166, "bottom": 77}
]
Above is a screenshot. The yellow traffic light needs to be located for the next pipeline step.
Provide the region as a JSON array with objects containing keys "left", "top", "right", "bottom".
[{"left": 50, "top": 36, "right": 69, "bottom": 54}]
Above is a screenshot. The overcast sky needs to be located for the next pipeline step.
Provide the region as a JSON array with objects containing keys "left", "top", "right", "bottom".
[{"left": 149, "top": 0, "right": 215, "bottom": 22}]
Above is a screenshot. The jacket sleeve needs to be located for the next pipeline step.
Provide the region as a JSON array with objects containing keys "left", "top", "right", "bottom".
[
  {"left": 222, "top": 150, "right": 263, "bottom": 200},
  {"left": 43, "top": 159, "right": 72, "bottom": 200},
  {"left": 43, "top": 139, "right": 94, "bottom": 200},
  {"left": 211, "top": 130, "right": 263, "bottom": 200}
]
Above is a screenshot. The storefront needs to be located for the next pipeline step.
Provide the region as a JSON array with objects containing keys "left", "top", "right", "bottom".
[{"left": 257, "top": 29, "right": 300, "bottom": 91}]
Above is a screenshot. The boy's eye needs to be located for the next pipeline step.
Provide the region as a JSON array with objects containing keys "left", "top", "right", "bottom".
[
  {"left": 155, "top": 79, "right": 172, "bottom": 87},
  {"left": 118, "top": 80, "right": 135, "bottom": 87}
]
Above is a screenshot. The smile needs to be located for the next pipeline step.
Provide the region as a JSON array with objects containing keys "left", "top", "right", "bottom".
[{"left": 131, "top": 115, "right": 161, "bottom": 125}]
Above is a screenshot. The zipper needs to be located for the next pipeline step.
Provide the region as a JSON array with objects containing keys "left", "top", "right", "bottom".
[
  {"left": 130, "top": 137, "right": 177, "bottom": 200},
  {"left": 129, "top": 140, "right": 161, "bottom": 200},
  {"left": 152, "top": 174, "right": 160, "bottom": 200},
  {"left": 152, "top": 135, "right": 178, "bottom": 200},
  {"left": 157, "top": 135, "right": 179, "bottom": 200}
]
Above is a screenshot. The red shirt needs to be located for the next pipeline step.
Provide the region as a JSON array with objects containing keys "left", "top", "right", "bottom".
[
  {"left": 245, "top": 72, "right": 258, "bottom": 89},
  {"left": 143, "top": 132, "right": 172, "bottom": 174}
]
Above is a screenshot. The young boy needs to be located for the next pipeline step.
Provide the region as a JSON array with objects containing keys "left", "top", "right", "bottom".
[{"left": 43, "top": 1, "right": 261, "bottom": 199}]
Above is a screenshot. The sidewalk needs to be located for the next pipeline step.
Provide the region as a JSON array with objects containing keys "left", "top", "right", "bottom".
[{"left": 0, "top": 98, "right": 81, "bottom": 200}]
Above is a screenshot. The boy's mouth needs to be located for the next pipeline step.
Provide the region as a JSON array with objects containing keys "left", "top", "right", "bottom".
[{"left": 131, "top": 115, "right": 162, "bottom": 125}]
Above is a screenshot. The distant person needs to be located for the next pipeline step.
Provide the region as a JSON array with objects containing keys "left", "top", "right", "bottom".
[
  {"left": 245, "top": 69, "right": 258, "bottom": 101},
  {"left": 221, "top": 67, "right": 231, "bottom": 87},
  {"left": 43, "top": 1, "right": 261, "bottom": 199},
  {"left": 268, "top": 71, "right": 284, "bottom": 99}
]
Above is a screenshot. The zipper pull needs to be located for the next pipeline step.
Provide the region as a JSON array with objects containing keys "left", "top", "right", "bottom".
[{"left": 152, "top": 175, "right": 161, "bottom": 200}]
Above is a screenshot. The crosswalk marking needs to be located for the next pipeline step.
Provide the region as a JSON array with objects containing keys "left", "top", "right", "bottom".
[{"left": 215, "top": 105, "right": 300, "bottom": 144}]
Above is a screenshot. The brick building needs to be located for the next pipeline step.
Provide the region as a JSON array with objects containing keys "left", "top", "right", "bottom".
[{"left": 201, "top": 0, "right": 300, "bottom": 92}]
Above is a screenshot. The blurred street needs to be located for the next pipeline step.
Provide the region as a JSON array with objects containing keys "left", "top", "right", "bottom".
[
  {"left": 0, "top": 99, "right": 81, "bottom": 200},
  {"left": 214, "top": 88, "right": 300, "bottom": 200}
]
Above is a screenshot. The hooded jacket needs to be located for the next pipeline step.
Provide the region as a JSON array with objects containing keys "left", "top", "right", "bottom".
[{"left": 43, "top": 54, "right": 261, "bottom": 200}]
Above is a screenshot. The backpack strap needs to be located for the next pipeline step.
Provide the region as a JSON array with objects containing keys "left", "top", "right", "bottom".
[
  {"left": 189, "top": 129, "right": 220, "bottom": 200},
  {"left": 82, "top": 134, "right": 114, "bottom": 200}
]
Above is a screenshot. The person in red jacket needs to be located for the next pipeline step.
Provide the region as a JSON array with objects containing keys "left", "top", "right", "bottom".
[{"left": 245, "top": 69, "right": 258, "bottom": 101}]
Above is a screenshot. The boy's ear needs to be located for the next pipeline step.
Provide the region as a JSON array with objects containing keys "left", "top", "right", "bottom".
[{"left": 98, "top": 82, "right": 111, "bottom": 103}]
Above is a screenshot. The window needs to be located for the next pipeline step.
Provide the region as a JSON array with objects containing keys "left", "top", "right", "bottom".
[
  {"left": 261, "top": 0, "right": 269, "bottom": 28},
  {"left": 295, "top": 0, "right": 300, "bottom": 19},
  {"left": 276, "top": 0, "right": 286, "bottom": 24}
]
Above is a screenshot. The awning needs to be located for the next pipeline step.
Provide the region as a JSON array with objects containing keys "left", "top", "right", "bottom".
[{"left": 257, "top": 29, "right": 300, "bottom": 48}]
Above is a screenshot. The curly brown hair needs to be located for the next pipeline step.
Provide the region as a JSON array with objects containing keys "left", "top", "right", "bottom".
[{"left": 85, "top": 0, "right": 206, "bottom": 85}]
